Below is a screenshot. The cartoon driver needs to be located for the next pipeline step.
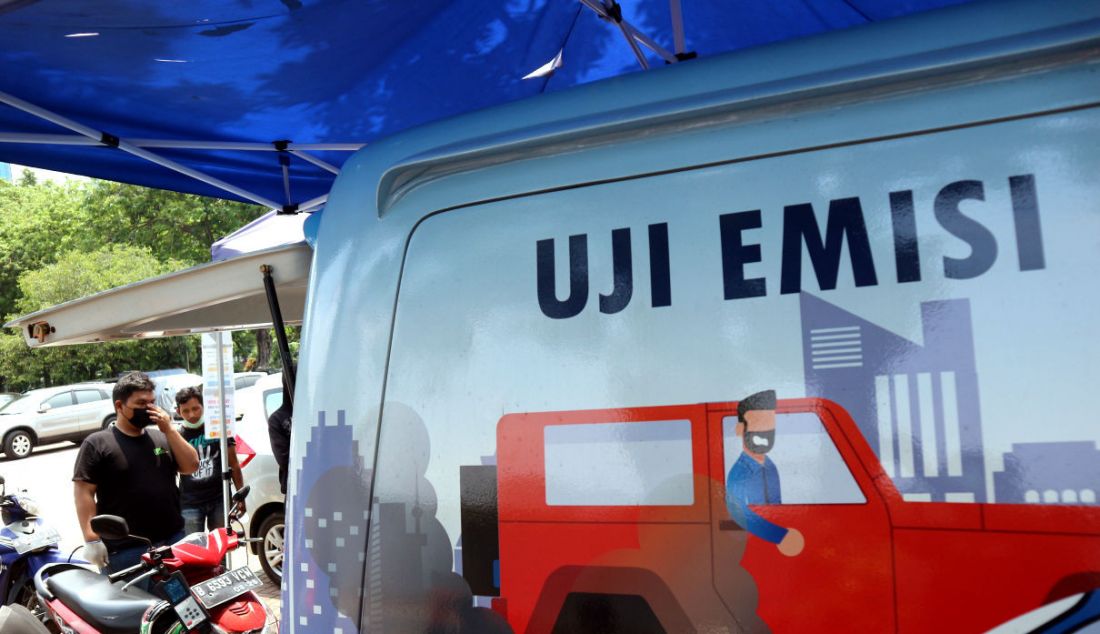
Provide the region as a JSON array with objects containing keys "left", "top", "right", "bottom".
[{"left": 726, "top": 390, "right": 805, "bottom": 557}]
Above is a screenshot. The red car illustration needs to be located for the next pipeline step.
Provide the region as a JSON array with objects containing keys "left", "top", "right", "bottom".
[{"left": 460, "top": 398, "right": 1100, "bottom": 633}]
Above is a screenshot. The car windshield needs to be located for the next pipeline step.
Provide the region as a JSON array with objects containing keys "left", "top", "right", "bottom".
[{"left": 0, "top": 393, "right": 45, "bottom": 414}]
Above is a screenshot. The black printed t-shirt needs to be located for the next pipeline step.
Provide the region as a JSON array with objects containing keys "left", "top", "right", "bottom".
[
  {"left": 72, "top": 426, "right": 183, "bottom": 545},
  {"left": 179, "top": 425, "right": 235, "bottom": 507}
]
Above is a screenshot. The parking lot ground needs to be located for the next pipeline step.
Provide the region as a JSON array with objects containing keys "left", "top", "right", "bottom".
[{"left": 3, "top": 441, "right": 283, "bottom": 629}]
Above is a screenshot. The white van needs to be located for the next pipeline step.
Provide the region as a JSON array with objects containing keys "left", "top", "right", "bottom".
[{"left": 9, "top": 2, "right": 1100, "bottom": 632}]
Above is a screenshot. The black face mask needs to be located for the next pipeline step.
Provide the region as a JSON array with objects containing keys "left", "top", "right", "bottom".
[
  {"left": 128, "top": 406, "right": 154, "bottom": 428},
  {"left": 744, "top": 430, "right": 776, "bottom": 454}
]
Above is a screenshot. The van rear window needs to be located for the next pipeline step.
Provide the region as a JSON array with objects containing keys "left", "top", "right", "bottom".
[{"left": 544, "top": 419, "right": 694, "bottom": 506}]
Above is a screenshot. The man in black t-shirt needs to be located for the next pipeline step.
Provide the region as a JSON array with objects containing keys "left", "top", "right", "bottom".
[
  {"left": 175, "top": 386, "right": 244, "bottom": 534},
  {"left": 73, "top": 372, "right": 200, "bottom": 574}
]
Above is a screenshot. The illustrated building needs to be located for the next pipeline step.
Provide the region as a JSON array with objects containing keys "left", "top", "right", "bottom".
[
  {"left": 993, "top": 442, "right": 1100, "bottom": 504},
  {"left": 800, "top": 293, "right": 986, "bottom": 502}
]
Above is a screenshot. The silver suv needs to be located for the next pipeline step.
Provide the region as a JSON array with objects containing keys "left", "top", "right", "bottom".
[{"left": 0, "top": 383, "right": 116, "bottom": 459}]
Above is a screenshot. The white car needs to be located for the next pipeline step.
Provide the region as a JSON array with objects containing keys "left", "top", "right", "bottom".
[
  {"left": 151, "top": 372, "right": 203, "bottom": 415},
  {"left": 233, "top": 373, "right": 286, "bottom": 584},
  {"left": 0, "top": 383, "right": 116, "bottom": 459}
]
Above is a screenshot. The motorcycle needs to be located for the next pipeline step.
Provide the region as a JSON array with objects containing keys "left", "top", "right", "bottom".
[
  {"left": 33, "top": 486, "right": 271, "bottom": 633},
  {"left": 0, "top": 475, "right": 81, "bottom": 626}
]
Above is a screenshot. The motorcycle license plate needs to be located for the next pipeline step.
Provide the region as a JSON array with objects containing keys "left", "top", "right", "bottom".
[
  {"left": 13, "top": 526, "right": 59, "bottom": 554},
  {"left": 191, "top": 567, "right": 263, "bottom": 609}
]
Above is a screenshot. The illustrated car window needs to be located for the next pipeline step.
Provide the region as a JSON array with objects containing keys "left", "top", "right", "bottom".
[
  {"left": 74, "top": 389, "right": 106, "bottom": 404},
  {"left": 544, "top": 419, "right": 695, "bottom": 506},
  {"left": 262, "top": 389, "right": 283, "bottom": 418},
  {"left": 44, "top": 392, "right": 74, "bottom": 409},
  {"left": 722, "top": 412, "right": 865, "bottom": 505}
]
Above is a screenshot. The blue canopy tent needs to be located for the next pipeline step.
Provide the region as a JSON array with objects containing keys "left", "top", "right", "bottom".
[{"left": 0, "top": 0, "right": 973, "bottom": 214}]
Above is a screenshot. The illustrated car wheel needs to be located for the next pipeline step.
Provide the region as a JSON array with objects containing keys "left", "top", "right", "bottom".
[
  {"left": 102, "top": 414, "right": 116, "bottom": 429},
  {"left": 3, "top": 430, "right": 34, "bottom": 460},
  {"left": 258, "top": 512, "right": 285, "bottom": 585}
]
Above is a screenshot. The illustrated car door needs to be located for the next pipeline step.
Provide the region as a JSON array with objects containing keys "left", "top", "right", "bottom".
[
  {"left": 707, "top": 400, "right": 895, "bottom": 632},
  {"left": 73, "top": 388, "right": 109, "bottom": 432},
  {"left": 36, "top": 390, "right": 78, "bottom": 439}
]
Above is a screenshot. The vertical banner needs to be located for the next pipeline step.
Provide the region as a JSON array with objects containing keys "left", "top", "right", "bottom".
[{"left": 201, "top": 332, "right": 235, "bottom": 441}]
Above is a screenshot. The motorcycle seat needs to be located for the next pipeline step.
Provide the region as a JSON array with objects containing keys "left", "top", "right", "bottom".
[{"left": 46, "top": 568, "right": 160, "bottom": 634}]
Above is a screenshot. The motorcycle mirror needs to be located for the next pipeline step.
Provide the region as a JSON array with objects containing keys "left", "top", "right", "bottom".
[
  {"left": 232, "top": 485, "right": 251, "bottom": 503},
  {"left": 90, "top": 514, "right": 130, "bottom": 541}
]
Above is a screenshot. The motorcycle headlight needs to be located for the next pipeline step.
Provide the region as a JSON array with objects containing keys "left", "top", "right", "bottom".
[{"left": 15, "top": 495, "right": 40, "bottom": 517}]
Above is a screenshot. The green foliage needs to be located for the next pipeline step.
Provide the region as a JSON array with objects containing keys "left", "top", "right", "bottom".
[
  {"left": 0, "top": 178, "right": 87, "bottom": 316},
  {"left": 0, "top": 245, "right": 199, "bottom": 390},
  {"left": 0, "top": 178, "right": 265, "bottom": 391},
  {"left": 81, "top": 181, "right": 262, "bottom": 265}
]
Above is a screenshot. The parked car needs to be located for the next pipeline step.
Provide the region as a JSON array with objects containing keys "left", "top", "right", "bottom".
[
  {"left": 234, "top": 373, "right": 285, "bottom": 584},
  {"left": 0, "top": 383, "right": 115, "bottom": 459},
  {"left": 0, "top": 393, "right": 19, "bottom": 411},
  {"left": 150, "top": 372, "right": 203, "bottom": 418},
  {"left": 233, "top": 371, "right": 267, "bottom": 391}
]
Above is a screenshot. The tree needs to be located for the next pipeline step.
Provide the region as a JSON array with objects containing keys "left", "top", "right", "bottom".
[
  {"left": 0, "top": 245, "right": 198, "bottom": 391},
  {"left": 0, "top": 178, "right": 269, "bottom": 390},
  {"left": 0, "top": 178, "right": 88, "bottom": 318},
  {"left": 82, "top": 181, "right": 263, "bottom": 265}
]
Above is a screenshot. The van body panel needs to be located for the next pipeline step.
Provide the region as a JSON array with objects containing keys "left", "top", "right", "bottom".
[{"left": 285, "top": 2, "right": 1100, "bottom": 631}]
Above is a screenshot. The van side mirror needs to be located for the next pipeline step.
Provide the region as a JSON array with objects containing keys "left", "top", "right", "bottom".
[{"left": 90, "top": 515, "right": 130, "bottom": 541}]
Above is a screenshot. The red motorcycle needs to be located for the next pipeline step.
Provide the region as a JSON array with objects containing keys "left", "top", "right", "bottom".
[{"left": 32, "top": 487, "right": 271, "bottom": 633}]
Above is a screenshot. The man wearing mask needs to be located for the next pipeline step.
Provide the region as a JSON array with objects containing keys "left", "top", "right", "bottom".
[
  {"left": 176, "top": 385, "right": 244, "bottom": 534},
  {"left": 73, "top": 371, "right": 200, "bottom": 574},
  {"left": 726, "top": 389, "right": 805, "bottom": 557}
]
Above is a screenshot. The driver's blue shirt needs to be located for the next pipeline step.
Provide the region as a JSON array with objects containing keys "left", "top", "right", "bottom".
[{"left": 726, "top": 452, "right": 788, "bottom": 544}]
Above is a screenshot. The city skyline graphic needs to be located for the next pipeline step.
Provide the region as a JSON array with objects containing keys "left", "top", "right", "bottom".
[{"left": 799, "top": 293, "right": 1098, "bottom": 504}]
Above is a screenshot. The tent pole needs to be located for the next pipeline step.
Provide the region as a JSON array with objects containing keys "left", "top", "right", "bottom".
[
  {"left": 213, "top": 331, "right": 232, "bottom": 552},
  {"left": 289, "top": 150, "right": 342, "bottom": 175},
  {"left": 261, "top": 264, "right": 296, "bottom": 404},
  {"left": 129, "top": 140, "right": 365, "bottom": 152},
  {"left": 670, "top": 0, "right": 686, "bottom": 55},
  {"left": 624, "top": 23, "right": 677, "bottom": 63},
  {"left": 0, "top": 89, "right": 282, "bottom": 209},
  {"left": 580, "top": 0, "right": 678, "bottom": 69},
  {"left": 0, "top": 134, "right": 365, "bottom": 153},
  {"left": 296, "top": 193, "right": 329, "bottom": 213},
  {"left": 0, "top": 133, "right": 100, "bottom": 145},
  {"left": 616, "top": 20, "right": 650, "bottom": 69}
]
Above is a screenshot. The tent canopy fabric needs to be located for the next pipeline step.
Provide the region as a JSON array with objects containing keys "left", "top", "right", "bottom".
[{"left": 0, "top": 0, "right": 972, "bottom": 211}]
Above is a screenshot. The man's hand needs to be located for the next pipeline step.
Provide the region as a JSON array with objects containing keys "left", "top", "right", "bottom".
[
  {"left": 150, "top": 405, "right": 173, "bottom": 433},
  {"left": 777, "top": 527, "right": 805, "bottom": 557},
  {"left": 84, "top": 539, "right": 109, "bottom": 569},
  {"left": 234, "top": 499, "right": 247, "bottom": 516}
]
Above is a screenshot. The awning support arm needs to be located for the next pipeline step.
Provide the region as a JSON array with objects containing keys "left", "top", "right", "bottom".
[{"left": 260, "top": 264, "right": 296, "bottom": 405}]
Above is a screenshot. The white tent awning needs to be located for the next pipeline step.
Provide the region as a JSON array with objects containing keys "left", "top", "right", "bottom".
[{"left": 4, "top": 242, "right": 311, "bottom": 348}]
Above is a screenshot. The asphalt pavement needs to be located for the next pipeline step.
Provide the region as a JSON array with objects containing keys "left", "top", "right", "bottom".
[{"left": 0, "top": 441, "right": 282, "bottom": 628}]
